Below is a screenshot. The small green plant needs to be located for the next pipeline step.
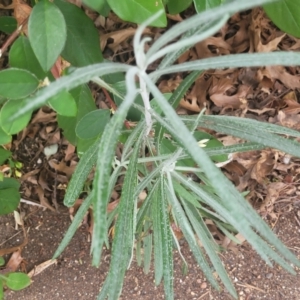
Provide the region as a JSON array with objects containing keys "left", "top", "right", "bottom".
[
  {"left": 0, "top": 257, "right": 31, "bottom": 299},
  {"left": 1, "top": 0, "right": 300, "bottom": 299}
]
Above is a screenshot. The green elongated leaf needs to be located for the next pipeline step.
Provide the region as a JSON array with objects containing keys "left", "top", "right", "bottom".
[
  {"left": 63, "top": 137, "right": 100, "bottom": 207},
  {"left": 151, "top": 185, "right": 164, "bottom": 285},
  {"left": 145, "top": 75, "right": 300, "bottom": 270},
  {"left": 0, "top": 188, "right": 20, "bottom": 215},
  {"left": 143, "top": 221, "right": 152, "bottom": 274},
  {"left": 194, "top": 0, "right": 222, "bottom": 13},
  {"left": 184, "top": 115, "right": 300, "bottom": 158},
  {"left": 9, "top": 36, "right": 47, "bottom": 80},
  {"left": 113, "top": 81, "right": 143, "bottom": 121},
  {"left": 91, "top": 69, "right": 139, "bottom": 266},
  {"left": 57, "top": 84, "right": 96, "bottom": 146},
  {"left": 164, "top": 173, "right": 220, "bottom": 291},
  {"left": 10, "top": 62, "right": 130, "bottom": 120},
  {"left": 174, "top": 171, "right": 299, "bottom": 273},
  {"left": 28, "top": 0, "right": 66, "bottom": 71},
  {"left": 183, "top": 200, "right": 236, "bottom": 297},
  {"left": 83, "top": 0, "right": 110, "bottom": 15},
  {"left": 160, "top": 177, "right": 174, "bottom": 300},
  {"left": 0, "top": 100, "right": 32, "bottom": 135},
  {"left": 98, "top": 125, "right": 143, "bottom": 300},
  {"left": 151, "top": 52, "right": 300, "bottom": 78},
  {"left": 5, "top": 273, "right": 31, "bottom": 290},
  {"left": 75, "top": 109, "right": 111, "bottom": 140},
  {"left": 0, "top": 280, "right": 3, "bottom": 299},
  {"left": 53, "top": 0, "right": 103, "bottom": 66},
  {"left": 0, "top": 69, "right": 38, "bottom": 99},
  {"left": 264, "top": 0, "right": 300, "bottom": 38},
  {"left": 167, "top": 0, "right": 192, "bottom": 14},
  {"left": 48, "top": 91, "right": 77, "bottom": 116},
  {"left": 0, "top": 147, "right": 11, "bottom": 165},
  {"left": 107, "top": 0, "right": 166, "bottom": 27},
  {"left": 0, "top": 257, "right": 5, "bottom": 266},
  {"left": 54, "top": 193, "right": 93, "bottom": 258},
  {"left": 0, "top": 16, "right": 17, "bottom": 34}
]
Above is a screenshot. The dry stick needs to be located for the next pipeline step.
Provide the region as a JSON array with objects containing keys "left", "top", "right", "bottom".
[
  {"left": 101, "top": 87, "right": 131, "bottom": 129},
  {"left": 0, "top": 18, "right": 28, "bottom": 58}
]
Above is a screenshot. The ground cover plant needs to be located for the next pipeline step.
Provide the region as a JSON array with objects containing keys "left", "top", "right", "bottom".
[{"left": 1, "top": 0, "right": 300, "bottom": 299}]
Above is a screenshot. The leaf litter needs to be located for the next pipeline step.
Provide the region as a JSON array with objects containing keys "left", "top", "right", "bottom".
[{"left": 1, "top": 4, "right": 300, "bottom": 300}]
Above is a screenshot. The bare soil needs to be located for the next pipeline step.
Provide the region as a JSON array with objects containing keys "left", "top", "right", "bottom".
[{"left": 1, "top": 204, "right": 299, "bottom": 300}]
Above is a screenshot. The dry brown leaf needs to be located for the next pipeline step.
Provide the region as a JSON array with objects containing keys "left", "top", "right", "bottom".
[
  {"left": 28, "top": 259, "right": 57, "bottom": 278},
  {"left": 195, "top": 37, "right": 232, "bottom": 59},
  {"left": 5, "top": 249, "right": 24, "bottom": 272},
  {"left": 250, "top": 151, "right": 274, "bottom": 184},
  {"left": 48, "top": 160, "right": 75, "bottom": 178},
  {"left": 13, "top": 0, "right": 31, "bottom": 34}
]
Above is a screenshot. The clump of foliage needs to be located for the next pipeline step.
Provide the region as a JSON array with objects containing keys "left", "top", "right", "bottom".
[
  {"left": 0, "top": 257, "right": 31, "bottom": 299},
  {"left": 1, "top": 0, "right": 300, "bottom": 299}
]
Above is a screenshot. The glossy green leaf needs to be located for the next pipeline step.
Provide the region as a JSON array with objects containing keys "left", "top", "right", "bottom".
[
  {"left": 53, "top": 0, "right": 103, "bottom": 66},
  {"left": 264, "top": 0, "right": 300, "bottom": 38},
  {"left": 193, "top": 0, "right": 222, "bottom": 13},
  {"left": 75, "top": 109, "right": 110, "bottom": 140},
  {"left": 0, "top": 188, "right": 20, "bottom": 215},
  {"left": 82, "top": 0, "right": 110, "bottom": 15},
  {"left": 167, "top": 0, "right": 192, "bottom": 14},
  {"left": 0, "top": 178, "right": 20, "bottom": 190},
  {"left": 0, "top": 128, "right": 11, "bottom": 146},
  {"left": 47, "top": 91, "right": 77, "bottom": 116},
  {"left": 0, "top": 100, "right": 32, "bottom": 135},
  {"left": 9, "top": 36, "right": 47, "bottom": 80},
  {"left": 107, "top": 0, "right": 166, "bottom": 27},
  {"left": 57, "top": 84, "right": 96, "bottom": 146},
  {"left": 28, "top": 0, "right": 67, "bottom": 71},
  {"left": 0, "top": 16, "right": 17, "bottom": 34},
  {"left": 0, "top": 147, "right": 11, "bottom": 165},
  {"left": 0, "top": 69, "right": 39, "bottom": 99},
  {"left": 5, "top": 272, "right": 31, "bottom": 290}
]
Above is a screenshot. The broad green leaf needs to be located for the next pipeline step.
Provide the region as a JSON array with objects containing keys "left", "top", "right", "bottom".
[
  {"left": 194, "top": 0, "right": 222, "bottom": 13},
  {"left": 0, "top": 100, "right": 32, "bottom": 135},
  {"left": 0, "top": 147, "right": 11, "bottom": 165},
  {"left": 264, "top": 0, "right": 300, "bottom": 38},
  {"left": 0, "top": 16, "right": 17, "bottom": 34},
  {"left": 107, "top": 0, "right": 166, "bottom": 27},
  {"left": 0, "top": 188, "right": 20, "bottom": 215},
  {"left": 83, "top": 0, "right": 110, "bottom": 15},
  {"left": 9, "top": 36, "right": 47, "bottom": 80},
  {"left": 28, "top": 0, "right": 67, "bottom": 71},
  {"left": 0, "top": 128, "right": 11, "bottom": 146},
  {"left": 57, "top": 84, "right": 96, "bottom": 146},
  {"left": 47, "top": 91, "right": 77, "bottom": 116},
  {"left": 0, "top": 257, "right": 5, "bottom": 266},
  {"left": 75, "top": 109, "right": 110, "bottom": 140},
  {"left": 9, "top": 63, "right": 130, "bottom": 120},
  {"left": 53, "top": 0, "right": 103, "bottom": 66},
  {"left": 167, "top": 0, "right": 192, "bottom": 14},
  {"left": 0, "top": 178, "right": 20, "bottom": 190},
  {"left": 5, "top": 273, "right": 31, "bottom": 290},
  {"left": 0, "top": 69, "right": 39, "bottom": 99}
]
